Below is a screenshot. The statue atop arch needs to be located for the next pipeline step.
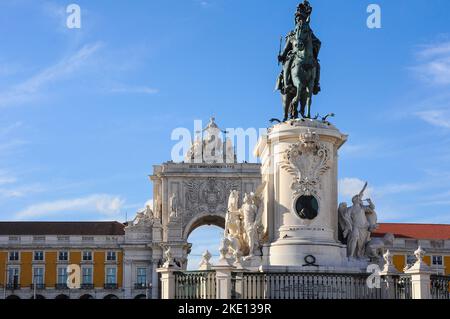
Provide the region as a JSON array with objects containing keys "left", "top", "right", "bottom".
[{"left": 184, "top": 117, "right": 236, "bottom": 164}]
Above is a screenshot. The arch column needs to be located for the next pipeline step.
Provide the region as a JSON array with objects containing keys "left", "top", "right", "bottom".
[{"left": 151, "top": 260, "right": 159, "bottom": 299}]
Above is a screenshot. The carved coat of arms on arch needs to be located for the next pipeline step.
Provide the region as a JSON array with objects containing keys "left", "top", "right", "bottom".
[
  {"left": 183, "top": 178, "right": 241, "bottom": 222},
  {"left": 281, "top": 130, "right": 331, "bottom": 198}
]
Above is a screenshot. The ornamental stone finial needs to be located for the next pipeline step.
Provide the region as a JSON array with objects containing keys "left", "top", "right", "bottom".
[
  {"left": 405, "top": 246, "right": 431, "bottom": 273},
  {"left": 414, "top": 246, "right": 426, "bottom": 263},
  {"left": 380, "top": 249, "right": 399, "bottom": 275},
  {"left": 162, "top": 247, "right": 177, "bottom": 269},
  {"left": 199, "top": 250, "right": 213, "bottom": 270},
  {"left": 383, "top": 249, "right": 393, "bottom": 265}
]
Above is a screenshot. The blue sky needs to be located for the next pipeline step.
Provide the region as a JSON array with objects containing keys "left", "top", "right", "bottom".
[{"left": 1, "top": 0, "right": 450, "bottom": 268}]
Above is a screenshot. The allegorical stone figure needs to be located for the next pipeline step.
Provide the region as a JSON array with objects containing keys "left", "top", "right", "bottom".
[
  {"left": 338, "top": 182, "right": 379, "bottom": 259},
  {"left": 221, "top": 184, "right": 266, "bottom": 264},
  {"left": 162, "top": 247, "right": 175, "bottom": 268},
  {"left": 130, "top": 204, "right": 153, "bottom": 227},
  {"left": 154, "top": 195, "right": 162, "bottom": 219},
  {"left": 276, "top": 0, "right": 322, "bottom": 120},
  {"left": 225, "top": 190, "right": 241, "bottom": 238},
  {"left": 169, "top": 193, "right": 178, "bottom": 219},
  {"left": 222, "top": 190, "right": 244, "bottom": 264},
  {"left": 242, "top": 193, "right": 259, "bottom": 258}
]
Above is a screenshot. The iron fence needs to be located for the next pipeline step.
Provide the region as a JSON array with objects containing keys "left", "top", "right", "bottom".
[
  {"left": 431, "top": 275, "right": 450, "bottom": 300},
  {"left": 174, "top": 271, "right": 216, "bottom": 299},
  {"left": 394, "top": 275, "right": 412, "bottom": 299},
  {"left": 232, "top": 272, "right": 387, "bottom": 299}
]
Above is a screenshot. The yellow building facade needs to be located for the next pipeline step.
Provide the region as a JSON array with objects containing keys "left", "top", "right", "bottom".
[{"left": 0, "top": 222, "right": 150, "bottom": 300}]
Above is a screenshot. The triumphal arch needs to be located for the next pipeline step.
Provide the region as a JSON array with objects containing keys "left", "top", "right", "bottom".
[{"left": 149, "top": 118, "right": 261, "bottom": 269}]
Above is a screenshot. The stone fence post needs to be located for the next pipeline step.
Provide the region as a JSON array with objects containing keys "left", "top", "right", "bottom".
[
  {"left": 379, "top": 250, "right": 400, "bottom": 299},
  {"left": 156, "top": 267, "right": 177, "bottom": 299},
  {"left": 213, "top": 261, "right": 237, "bottom": 299},
  {"left": 405, "top": 246, "right": 433, "bottom": 299},
  {"left": 156, "top": 247, "right": 181, "bottom": 299}
]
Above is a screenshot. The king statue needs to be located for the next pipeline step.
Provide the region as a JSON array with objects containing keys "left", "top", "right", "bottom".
[{"left": 276, "top": 1, "right": 322, "bottom": 121}]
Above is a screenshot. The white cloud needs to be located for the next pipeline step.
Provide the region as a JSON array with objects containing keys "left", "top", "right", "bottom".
[
  {"left": 0, "top": 121, "right": 23, "bottom": 136},
  {"left": 0, "top": 42, "right": 102, "bottom": 108},
  {"left": 194, "top": 0, "right": 212, "bottom": 8},
  {"left": 339, "top": 178, "right": 425, "bottom": 200},
  {"left": 339, "top": 142, "right": 383, "bottom": 158},
  {"left": 109, "top": 85, "right": 159, "bottom": 95},
  {"left": 417, "top": 42, "right": 450, "bottom": 59},
  {"left": 0, "top": 184, "right": 46, "bottom": 199},
  {"left": 0, "top": 170, "right": 17, "bottom": 186},
  {"left": 338, "top": 178, "right": 373, "bottom": 200},
  {"left": 374, "top": 182, "right": 423, "bottom": 197},
  {"left": 0, "top": 139, "right": 28, "bottom": 154},
  {"left": 15, "top": 194, "right": 125, "bottom": 220},
  {"left": 412, "top": 41, "right": 450, "bottom": 85},
  {"left": 415, "top": 110, "right": 450, "bottom": 129}
]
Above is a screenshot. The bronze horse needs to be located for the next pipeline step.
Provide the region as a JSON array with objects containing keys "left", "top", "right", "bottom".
[{"left": 280, "top": 20, "right": 318, "bottom": 120}]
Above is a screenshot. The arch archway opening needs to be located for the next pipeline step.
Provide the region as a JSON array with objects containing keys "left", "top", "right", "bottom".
[
  {"left": 184, "top": 215, "right": 225, "bottom": 240},
  {"left": 186, "top": 223, "right": 224, "bottom": 271}
]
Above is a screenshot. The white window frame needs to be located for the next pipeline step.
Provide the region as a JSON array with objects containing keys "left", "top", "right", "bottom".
[
  {"left": 81, "top": 266, "right": 93, "bottom": 284},
  {"left": 58, "top": 251, "right": 69, "bottom": 262},
  {"left": 56, "top": 266, "right": 68, "bottom": 284},
  {"left": 106, "top": 251, "right": 117, "bottom": 262},
  {"left": 33, "top": 250, "right": 45, "bottom": 262},
  {"left": 32, "top": 266, "right": 45, "bottom": 285},
  {"left": 82, "top": 250, "right": 93, "bottom": 262},
  {"left": 7, "top": 266, "right": 20, "bottom": 285},
  {"left": 136, "top": 267, "right": 147, "bottom": 286},
  {"left": 8, "top": 251, "right": 20, "bottom": 262},
  {"left": 432, "top": 255, "right": 443, "bottom": 266},
  {"left": 105, "top": 266, "right": 117, "bottom": 284}
]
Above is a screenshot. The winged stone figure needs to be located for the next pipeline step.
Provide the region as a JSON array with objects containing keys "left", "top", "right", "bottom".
[{"left": 338, "top": 202, "right": 352, "bottom": 239}]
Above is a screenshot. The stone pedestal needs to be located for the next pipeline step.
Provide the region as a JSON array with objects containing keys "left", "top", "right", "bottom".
[
  {"left": 156, "top": 267, "right": 178, "bottom": 299},
  {"left": 255, "top": 119, "right": 351, "bottom": 270},
  {"left": 213, "top": 264, "right": 236, "bottom": 299},
  {"left": 404, "top": 247, "right": 433, "bottom": 299}
]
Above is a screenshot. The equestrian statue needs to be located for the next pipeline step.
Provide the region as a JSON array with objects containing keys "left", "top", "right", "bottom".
[{"left": 276, "top": 1, "right": 322, "bottom": 121}]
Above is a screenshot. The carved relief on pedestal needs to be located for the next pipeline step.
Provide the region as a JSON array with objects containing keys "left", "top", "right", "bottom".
[{"left": 281, "top": 130, "right": 331, "bottom": 220}]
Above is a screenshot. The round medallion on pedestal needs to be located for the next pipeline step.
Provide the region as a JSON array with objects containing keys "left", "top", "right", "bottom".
[{"left": 294, "top": 195, "right": 319, "bottom": 220}]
